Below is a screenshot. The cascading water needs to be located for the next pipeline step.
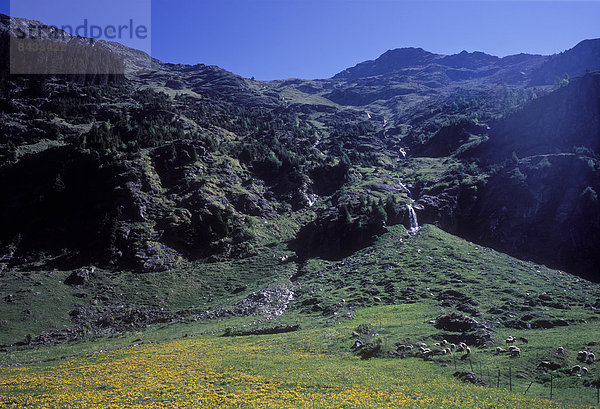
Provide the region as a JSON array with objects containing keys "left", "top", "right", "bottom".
[
  {"left": 407, "top": 203, "right": 419, "bottom": 234},
  {"left": 400, "top": 180, "right": 419, "bottom": 233}
]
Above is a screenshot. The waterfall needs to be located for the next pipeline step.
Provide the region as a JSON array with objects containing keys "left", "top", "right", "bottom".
[{"left": 407, "top": 203, "right": 419, "bottom": 234}]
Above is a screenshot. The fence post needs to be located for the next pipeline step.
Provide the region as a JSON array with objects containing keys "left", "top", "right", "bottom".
[
  {"left": 550, "top": 373, "right": 553, "bottom": 400},
  {"left": 453, "top": 355, "right": 456, "bottom": 370},
  {"left": 469, "top": 356, "right": 473, "bottom": 372},
  {"left": 497, "top": 369, "right": 500, "bottom": 388},
  {"left": 524, "top": 381, "right": 533, "bottom": 395},
  {"left": 597, "top": 382, "right": 599, "bottom": 404},
  {"left": 509, "top": 367, "right": 512, "bottom": 392}
]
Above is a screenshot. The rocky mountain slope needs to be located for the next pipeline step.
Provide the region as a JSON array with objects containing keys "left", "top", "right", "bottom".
[
  {"left": 1, "top": 16, "right": 600, "bottom": 404},
  {"left": 1, "top": 14, "right": 599, "bottom": 282}
]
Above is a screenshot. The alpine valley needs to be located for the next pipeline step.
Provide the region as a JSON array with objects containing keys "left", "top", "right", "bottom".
[{"left": 1, "top": 13, "right": 600, "bottom": 408}]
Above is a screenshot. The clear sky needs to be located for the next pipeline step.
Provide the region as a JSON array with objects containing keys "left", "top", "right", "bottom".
[{"left": 2, "top": 0, "right": 600, "bottom": 80}]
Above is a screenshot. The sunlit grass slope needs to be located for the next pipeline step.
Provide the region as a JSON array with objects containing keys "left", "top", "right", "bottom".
[{"left": 0, "top": 329, "right": 595, "bottom": 409}]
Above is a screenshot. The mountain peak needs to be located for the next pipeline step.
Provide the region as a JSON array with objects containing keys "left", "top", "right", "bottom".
[
  {"left": 333, "top": 47, "right": 509, "bottom": 80},
  {"left": 438, "top": 50, "right": 500, "bottom": 69},
  {"left": 378, "top": 47, "right": 437, "bottom": 61},
  {"left": 333, "top": 47, "right": 440, "bottom": 80}
]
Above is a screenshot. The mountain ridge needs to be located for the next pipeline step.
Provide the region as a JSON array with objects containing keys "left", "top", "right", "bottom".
[
  {"left": 1, "top": 16, "right": 600, "bottom": 405},
  {"left": 0, "top": 14, "right": 599, "bottom": 282}
]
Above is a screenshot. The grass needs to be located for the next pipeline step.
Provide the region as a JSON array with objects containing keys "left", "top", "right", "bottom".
[
  {"left": 1, "top": 326, "right": 596, "bottom": 408},
  {"left": 1, "top": 223, "right": 599, "bottom": 407},
  {"left": 0, "top": 269, "right": 79, "bottom": 346}
]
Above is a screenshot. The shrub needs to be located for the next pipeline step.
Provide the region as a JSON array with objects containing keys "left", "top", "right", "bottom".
[
  {"left": 508, "top": 167, "right": 527, "bottom": 185},
  {"left": 357, "top": 337, "right": 383, "bottom": 360}
]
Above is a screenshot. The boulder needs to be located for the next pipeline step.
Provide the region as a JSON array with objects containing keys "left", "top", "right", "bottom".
[
  {"left": 434, "top": 312, "right": 480, "bottom": 332},
  {"left": 537, "top": 361, "right": 562, "bottom": 371},
  {"left": 64, "top": 268, "right": 90, "bottom": 286},
  {"left": 504, "top": 319, "right": 531, "bottom": 329},
  {"left": 442, "top": 329, "right": 495, "bottom": 347},
  {"left": 457, "top": 303, "right": 482, "bottom": 316},
  {"left": 530, "top": 318, "right": 569, "bottom": 329},
  {"left": 453, "top": 371, "right": 486, "bottom": 386},
  {"left": 437, "top": 289, "right": 478, "bottom": 306}
]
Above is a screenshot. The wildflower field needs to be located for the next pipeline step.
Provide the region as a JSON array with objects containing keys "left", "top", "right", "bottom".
[{"left": 0, "top": 332, "right": 594, "bottom": 409}]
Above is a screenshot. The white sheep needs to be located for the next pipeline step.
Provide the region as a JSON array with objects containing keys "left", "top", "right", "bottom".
[
  {"left": 450, "top": 343, "right": 456, "bottom": 350},
  {"left": 465, "top": 346, "right": 471, "bottom": 355},
  {"left": 582, "top": 367, "right": 589, "bottom": 375},
  {"left": 571, "top": 365, "right": 581, "bottom": 375},
  {"left": 587, "top": 352, "right": 595, "bottom": 364},
  {"left": 496, "top": 347, "right": 507, "bottom": 354},
  {"left": 441, "top": 339, "right": 448, "bottom": 346},
  {"left": 506, "top": 336, "right": 515, "bottom": 345},
  {"left": 578, "top": 351, "right": 589, "bottom": 362},
  {"left": 509, "top": 347, "right": 521, "bottom": 357},
  {"left": 556, "top": 346, "right": 565, "bottom": 355}
]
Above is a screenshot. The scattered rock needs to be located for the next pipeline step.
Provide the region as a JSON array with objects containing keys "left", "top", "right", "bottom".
[
  {"left": 546, "top": 301, "right": 571, "bottom": 310},
  {"left": 437, "top": 289, "right": 478, "bottom": 306},
  {"left": 457, "top": 303, "right": 482, "bottom": 316},
  {"left": 135, "top": 241, "right": 181, "bottom": 272},
  {"left": 434, "top": 312, "right": 480, "bottom": 332},
  {"left": 231, "top": 286, "right": 247, "bottom": 295},
  {"left": 222, "top": 324, "right": 300, "bottom": 337},
  {"left": 64, "top": 268, "right": 90, "bottom": 286},
  {"left": 442, "top": 329, "right": 495, "bottom": 347},
  {"left": 504, "top": 319, "right": 531, "bottom": 329},
  {"left": 220, "top": 286, "right": 295, "bottom": 319},
  {"left": 537, "top": 361, "right": 561, "bottom": 370},
  {"left": 530, "top": 318, "right": 569, "bottom": 329},
  {"left": 453, "top": 371, "right": 485, "bottom": 386}
]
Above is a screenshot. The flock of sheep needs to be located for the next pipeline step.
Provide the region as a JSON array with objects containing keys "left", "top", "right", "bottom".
[
  {"left": 495, "top": 336, "right": 596, "bottom": 376},
  {"left": 493, "top": 336, "right": 529, "bottom": 357},
  {"left": 394, "top": 335, "right": 596, "bottom": 379},
  {"left": 396, "top": 337, "right": 524, "bottom": 360},
  {"left": 569, "top": 349, "right": 596, "bottom": 375},
  {"left": 396, "top": 339, "right": 471, "bottom": 359}
]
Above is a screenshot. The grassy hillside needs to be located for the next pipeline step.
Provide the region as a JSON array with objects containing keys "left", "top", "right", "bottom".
[
  {"left": 2, "top": 330, "right": 596, "bottom": 409},
  {"left": 2, "top": 225, "right": 599, "bottom": 407},
  {"left": 2, "top": 18, "right": 600, "bottom": 408}
]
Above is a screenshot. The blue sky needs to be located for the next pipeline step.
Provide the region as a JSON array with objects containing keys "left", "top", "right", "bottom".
[{"left": 2, "top": 1, "right": 600, "bottom": 80}]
